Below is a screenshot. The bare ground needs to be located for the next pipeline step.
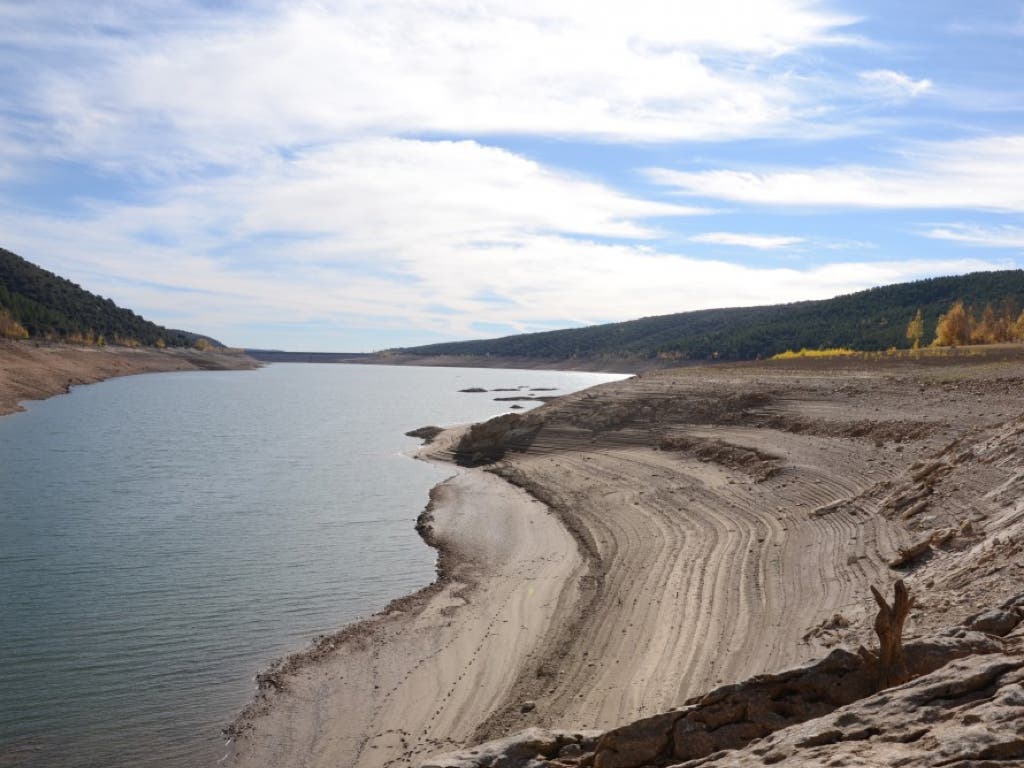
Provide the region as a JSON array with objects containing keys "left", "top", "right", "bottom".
[
  {"left": 226, "top": 347, "right": 1024, "bottom": 767},
  {"left": 0, "top": 339, "right": 257, "bottom": 416}
]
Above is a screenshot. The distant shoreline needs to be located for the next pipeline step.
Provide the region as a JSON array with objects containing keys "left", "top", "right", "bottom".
[
  {"left": 246, "top": 349, "right": 666, "bottom": 374},
  {"left": 0, "top": 340, "right": 258, "bottom": 417}
]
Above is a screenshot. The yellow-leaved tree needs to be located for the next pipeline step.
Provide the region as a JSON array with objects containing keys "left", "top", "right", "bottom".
[
  {"left": 933, "top": 301, "right": 973, "bottom": 347},
  {"left": 0, "top": 308, "right": 29, "bottom": 339},
  {"left": 906, "top": 309, "right": 924, "bottom": 349}
]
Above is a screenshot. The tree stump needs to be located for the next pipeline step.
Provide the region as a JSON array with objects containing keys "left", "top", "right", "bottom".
[{"left": 858, "top": 579, "right": 914, "bottom": 689}]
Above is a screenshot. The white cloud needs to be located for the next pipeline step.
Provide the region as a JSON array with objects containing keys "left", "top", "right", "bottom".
[
  {"left": 689, "top": 232, "right": 805, "bottom": 250},
  {"left": 3, "top": 0, "right": 859, "bottom": 170},
  {"left": 922, "top": 223, "right": 1024, "bottom": 248},
  {"left": 648, "top": 135, "right": 1024, "bottom": 212},
  {"left": 223, "top": 139, "right": 705, "bottom": 243},
  {"left": 859, "top": 69, "right": 932, "bottom": 99},
  {"left": 0, "top": 137, "right": 704, "bottom": 339},
  {"left": 3, "top": 2, "right": 1018, "bottom": 351},
  {"left": 0, "top": 135, "right": 1014, "bottom": 348}
]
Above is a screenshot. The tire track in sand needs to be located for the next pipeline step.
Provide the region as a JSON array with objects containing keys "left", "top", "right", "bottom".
[{"left": 475, "top": 423, "right": 912, "bottom": 739}]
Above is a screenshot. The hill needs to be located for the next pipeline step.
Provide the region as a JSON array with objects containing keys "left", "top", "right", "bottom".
[
  {"left": 0, "top": 247, "right": 220, "bottom": 347},
  {"left": 396, "top": 270, "right": 1024, "bottom": 362}
]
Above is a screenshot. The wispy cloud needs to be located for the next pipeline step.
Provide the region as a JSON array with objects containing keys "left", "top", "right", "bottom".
[
  {"left": 858, "top": 69, "right": 933, "bottom": 100},
  {"left": 922, "top": 223, "right": 1024, "bottom": 248},
  {"left": 2, "top": 0, "right": 861, "bottom": 173},
  {"left": 3, "top": 199, "right": 1010, "bottom": 348},
  {"left": 689, "top": 232, "right": 806, "bottom": 250},
  {"left": 648, "top": 135, "right": 1024, "bottom": 212},
  {"left": 1, "top": 1, "right": 1021, "bottom": 350},
  {"left": 2, "top": 133, "right": 1011, "bottom": 346}
]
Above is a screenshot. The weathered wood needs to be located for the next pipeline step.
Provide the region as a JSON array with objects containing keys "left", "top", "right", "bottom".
[{"left": 858, "top": 580, "right": 915, "bottom": 689}]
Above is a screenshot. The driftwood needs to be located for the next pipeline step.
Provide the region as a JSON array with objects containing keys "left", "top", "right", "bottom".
[{"left": 858, "top": 579, "right": 915, "bottom": 689}]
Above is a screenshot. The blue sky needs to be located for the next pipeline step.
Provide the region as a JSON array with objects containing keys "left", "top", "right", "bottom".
[{"left": 1, "top": 1, "right": 1022, "bottom": 351}]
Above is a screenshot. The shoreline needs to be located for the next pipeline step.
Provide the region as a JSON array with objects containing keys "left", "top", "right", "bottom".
[
  {"left": 0, "top": 340, "right": 258, "bottom": 417},
  {"left": 225, "top": 351, "right": 1024, "bottom": 767},
  {"left": 226, "top": 453, "right": 585, "bottom": 768}
]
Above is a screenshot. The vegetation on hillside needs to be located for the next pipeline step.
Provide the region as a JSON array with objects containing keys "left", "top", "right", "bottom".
[
  {"left": 932, "top": 299, "right": 1024, "bottom": 347},
  {"left": 397, "top": 270, "right": 1024, "bottom": 362},
  {"left": 0, "top": 247, "right": 218, "bottom": 348}
]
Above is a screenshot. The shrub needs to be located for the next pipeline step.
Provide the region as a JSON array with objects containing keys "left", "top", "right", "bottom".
[{"left": 0, "top": 308, "right": 29, "bottom": 339}]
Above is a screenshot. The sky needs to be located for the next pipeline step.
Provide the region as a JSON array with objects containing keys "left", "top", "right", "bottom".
[{"left": 1, "top": 1, "right": 1023, "bottom": 351}]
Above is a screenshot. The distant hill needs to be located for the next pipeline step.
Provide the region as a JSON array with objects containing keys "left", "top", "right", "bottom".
[
  {"left": 245, "top": 350, "right": 371, "bottom": 363},
  {"left": 0, "top": 247, "right": 221, "bottom": 347},
  {"left": 396, "top": 270, "right": 1024, "bottom": 362}
]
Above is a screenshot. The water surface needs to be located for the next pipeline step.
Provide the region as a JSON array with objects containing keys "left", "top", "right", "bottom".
[{"left": 0, "top": 363, "right": 626, "bottom": 767}]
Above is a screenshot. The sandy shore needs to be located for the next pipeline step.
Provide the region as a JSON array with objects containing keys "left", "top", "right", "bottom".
[
  {"left": 0, "top": 340, "right": 257, "bottom": 416},
  {"left": 227, "top": 348, "right": 1024, "bottom": 768},
  {"left": 228, "top": 467, "right": 585, "bottom": 768}
]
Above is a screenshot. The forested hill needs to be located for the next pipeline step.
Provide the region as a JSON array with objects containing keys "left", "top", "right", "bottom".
[
  {"left": 0, "top": 247, "right": 219, "bottom": 347},
  {"left": 396, "top": 270, "right": 1024, "bottom": 362}
]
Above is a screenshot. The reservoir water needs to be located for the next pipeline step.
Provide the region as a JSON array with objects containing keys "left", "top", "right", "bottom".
[{"left": 0, "top": 363, "right": 627, "bottom": 768}]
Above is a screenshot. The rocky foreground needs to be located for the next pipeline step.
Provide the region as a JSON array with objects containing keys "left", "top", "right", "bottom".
[{"left": 425, "top": 591, "right": 1023, "bottom": 767}]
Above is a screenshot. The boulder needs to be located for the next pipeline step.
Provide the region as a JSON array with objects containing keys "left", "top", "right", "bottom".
[{"left": 675, "top": 654, "right": 1024, "bottom": 766}]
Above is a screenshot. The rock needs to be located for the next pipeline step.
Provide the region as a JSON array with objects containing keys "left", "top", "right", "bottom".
[
  {"left": 671, "top": 719, "right": 714, "bottom": 762},
  {"left": 594, "top": 711, "right": 678, "bottom": 768},
  {"left": 453, "top": 411, "right": 546, "bottom": 465},
  {"left": 902, "top": 632, "right": 1004, "bottom": 677},
  {"left": 594, "top": 649, "right": 874, "bottom": 768},
  {"left": 421, "top": 729, "right": 602, "bottom": 768},
  {"left": 591, "top": 630, "right": 1005, "bottom": 768},
  {"left": 967, "top": 608, "right": 1022, "bottom": 636},
  {"left": 559, "top": 743, "right": 582, "bottom": 758},
  {"left": 459, "top": 387, "right": 488, "bottom": 393},
  {"left": 406, "top": 425, "right": 444, "bottom": 443},
  {"left": 521, "top": 701, "right": 537, "bottom": 713},
  {"left": 1001, "top": 591, "right": 1024, "bottom": 612},
  {"left": 678, "top": 654, "right": 1024, "bottom": 766},
  {"left": 888, "top": 538, "right": 931, "bottom": 568}
]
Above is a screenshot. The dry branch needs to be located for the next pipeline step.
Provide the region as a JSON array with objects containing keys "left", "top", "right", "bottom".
[{"left": 858, "top": 579, "right": 915, "bottom": 689}]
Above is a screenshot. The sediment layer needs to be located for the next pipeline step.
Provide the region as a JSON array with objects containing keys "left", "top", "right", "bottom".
[{"left": 0, "top": 340, "right": 257, "bottom": 416}]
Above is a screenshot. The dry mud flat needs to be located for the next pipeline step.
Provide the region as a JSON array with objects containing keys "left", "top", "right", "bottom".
[
  {"left": 0, "top": 339, "right": 256, "bottom": 416},
  {"left": 229, "top": 349, "right": 1024, "bottom": 768}
]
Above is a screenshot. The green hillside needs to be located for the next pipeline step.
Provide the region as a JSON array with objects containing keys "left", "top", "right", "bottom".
[
  {"left": 0, "top": 247, "right": 218, "bottom": 347},
  {"left": 398, "top": 270, "right": 1024, "bottom": 362}
]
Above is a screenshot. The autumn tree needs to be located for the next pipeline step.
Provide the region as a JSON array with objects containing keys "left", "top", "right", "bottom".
[
  {"left": 934, "top": 300, "right": 973, "bottom": 346},
  {"left": 972, "top": 304, "right": 998, "bottom": 344},
  {"left": 0, "top": 307, "right": 29, "bottom": 339},
  {"left": 906, "top": 309, "right": 924, "bottom": 349}
]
